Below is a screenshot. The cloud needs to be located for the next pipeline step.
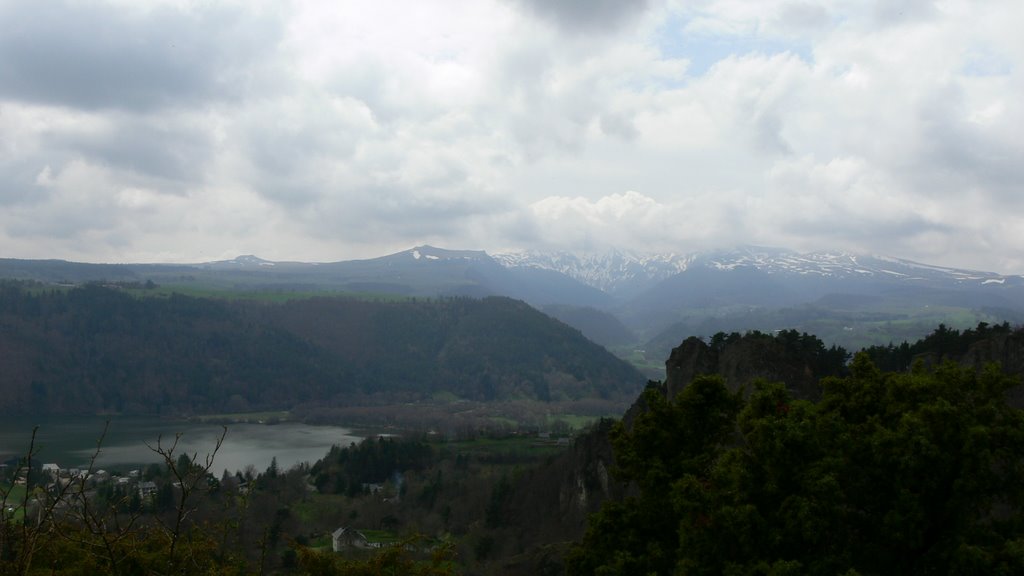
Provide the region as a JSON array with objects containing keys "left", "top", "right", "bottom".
[
  {"left": 510, "top": 191, "right": 748, "bottom": 253},
  {"left": 512, "top": 0, "right": 652, "bottom": 34},
  {"left": 0, "top": 1, "right": 283, "bottom": 111},
  {"left": 775, "top": 2, "right": 830, "bottom": 32},
  {"left": 0, "top": 0, "right": 1021, "bottom": 275}
]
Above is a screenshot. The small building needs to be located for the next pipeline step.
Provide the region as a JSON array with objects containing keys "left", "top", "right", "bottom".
[
  {"left": 332, "top": 527, "right": 370, "bottom": 551},
  {"left": 138, "top": 481, "right": 158, "bottom": 500}
]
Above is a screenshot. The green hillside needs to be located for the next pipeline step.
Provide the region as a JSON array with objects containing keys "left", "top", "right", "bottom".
[{"left": 0, "top": 282, "right": 644, "bottom": 416}]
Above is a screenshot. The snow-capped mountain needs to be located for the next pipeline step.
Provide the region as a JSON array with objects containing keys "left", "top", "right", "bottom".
[
  {"left": 693, "top": 246, "right": 1014, "bottom": 284},
  {"left": 493, "top": 249, "right": 693, "bottom": 297},
  {"left": 3, "top": 245, "right": 1022, "bottom": 352},
  {"left": 494, "top": 246, "right": 1020, "bottom": 297}
]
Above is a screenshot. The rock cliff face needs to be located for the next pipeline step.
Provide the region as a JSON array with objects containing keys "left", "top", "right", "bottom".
[
  {"left": 928, "top": 330, "right": 1024, "bottom": 407},
  {"left": 498, "top": 419, "right": 630, "bottom": 574},
  {"left": 956, "top": 331, "right": 1024, "bottom": 375},
  {"left": 506, "top": 420, "right": 626, "bottom": 535},
  {"left": 665, "top": 334, "right": 840, "bottom": 401}
]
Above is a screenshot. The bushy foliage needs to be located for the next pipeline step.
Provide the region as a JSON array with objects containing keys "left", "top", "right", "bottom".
[
  {"left": 296, "top": 536, "right": 457, "bottom": 576},
  {"left": 310, "top": 437, "right": 434, "bottom": 496},
  {"left": 707, "top": 329, "right": 851, "bottom": 381},
  {"left": 864, "top": 321, "right": 1017, "bottom": 372},
  {"left": 567, "top": 356, "right": 1024, "bottom": 575}
]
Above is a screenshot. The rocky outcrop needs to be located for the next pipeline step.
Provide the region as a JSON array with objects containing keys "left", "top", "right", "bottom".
[
  {"left": 922, "top": 330, "right": 1024, "bottom": 407},
  {"left": 492, "top": 419, "right": 631, "bottom": 574},
  {"left": 958, "top": 331, "right": 1024, "bottom": 375},
  {"left": 665, "top": 333, "right": 841, "bottom": 401}
]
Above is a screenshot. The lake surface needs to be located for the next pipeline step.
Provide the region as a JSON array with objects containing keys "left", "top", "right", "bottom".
[{"left": 0, "top": 416, "right": 362, "bottom": 476}]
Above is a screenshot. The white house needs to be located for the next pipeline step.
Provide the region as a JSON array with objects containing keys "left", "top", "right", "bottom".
[{"left": 331, "top": 527, "right": 370, "bottom": 552}]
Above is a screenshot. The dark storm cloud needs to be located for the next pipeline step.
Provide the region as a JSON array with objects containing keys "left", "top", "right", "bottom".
[
  {"left": 0, "top": 1, "right": 282, "bottom": 111},
  {"left": 512, "top": 0, "right": 651, "bottom": 34}
]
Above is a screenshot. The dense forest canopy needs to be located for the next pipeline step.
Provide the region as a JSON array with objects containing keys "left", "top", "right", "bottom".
[
  {"left": 0, "top": 281, "right": 643, "bottom": 415},
  {"left": 567, "top": 355, "right": 1024, "bottom": 575}
]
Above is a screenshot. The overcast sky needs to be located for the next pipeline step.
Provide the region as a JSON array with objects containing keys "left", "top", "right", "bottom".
[{"left": 1, "top": 0, "right": 1021, "bottom": 272}]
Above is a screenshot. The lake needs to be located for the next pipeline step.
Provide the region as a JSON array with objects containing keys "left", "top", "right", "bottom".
[{"left": 0, "top": 415, "right": 362, "bottom": 477}]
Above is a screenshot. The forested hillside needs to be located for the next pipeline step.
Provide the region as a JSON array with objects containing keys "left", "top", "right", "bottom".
[
  {"left": 567, "top": 356, "right": 1024, "bottom": 575},
  {"left": 2, "top": 322, "right": 1022, "bottom": 574},
  {"left": 0, "top": 282, "right": 643, "bottom": 415},
  {"left": 501, "top": 325, "right": 1024, "bottom": 574}
]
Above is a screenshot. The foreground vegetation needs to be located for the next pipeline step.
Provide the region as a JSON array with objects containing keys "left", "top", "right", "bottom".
[
  {"left": 1, "top": 423, "right": 577, "bottom": 575},
  {"left": 2, "top": 323, "right": 1022, "bottom": 575},
  {"left": 568, "top": 356, "right": 1024, "bottom": 575}
]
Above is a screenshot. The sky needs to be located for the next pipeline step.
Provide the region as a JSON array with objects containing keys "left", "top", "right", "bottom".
[{"left": 0, "top": 0, "right": 1021, "bottom": 273}]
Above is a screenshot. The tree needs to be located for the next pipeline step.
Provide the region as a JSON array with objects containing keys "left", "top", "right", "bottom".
[
  {"left": 0, "top": 425, "right": 237, "bottom": 576},
  {"left": 568, "top": 357, "right": 1024, "bottom": 575},
  {"left": 566, "top": 375, "right": 742, "bottom": 575}
]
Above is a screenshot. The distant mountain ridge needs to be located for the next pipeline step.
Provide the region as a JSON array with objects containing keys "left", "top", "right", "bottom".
[
  {"left": 492, "top": 249, "right": 693, "bottom": 298},
  {"left": 2, "top": 245, "right": 1022, "bottom": 353},
  {"left": 492, "top": 246, "right": 1022, "bottom": 296},
  {"left": 3, "top": 245, "right": 1019, "bottom": 294}
]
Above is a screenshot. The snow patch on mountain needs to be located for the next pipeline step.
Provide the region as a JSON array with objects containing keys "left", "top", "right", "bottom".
[
  {"left": 493, "top": 246, "right": 1018, "bottom": 295},
  {"left": 493, "top": 249, "right": 693, "bottom": 295},
  {"left": 402, "top": 245, "right": 485, "bottom": 262}
]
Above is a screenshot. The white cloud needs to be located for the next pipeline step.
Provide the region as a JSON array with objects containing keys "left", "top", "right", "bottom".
[{"left": 0, "top": 0, "right": 1021, "bottom": 274}]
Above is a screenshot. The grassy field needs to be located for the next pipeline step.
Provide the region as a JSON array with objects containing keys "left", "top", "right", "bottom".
[
  {"left": 610, "top": 346, "right": 666, "bottom": 380},
  {"left": 292, "top": 494, "right": 350, "bottom": 525},
  {"left": 1, "top": 484, "right": 27, "bottom": 522},
  {"left": 803, "top": 306, "right": 1005, "bottom": 351},
  {"left": 545, "top": 413, "right": 607, "bottom": 430},
  {"left": 361, "top": 529, "right": 400, "bottom": 545}
]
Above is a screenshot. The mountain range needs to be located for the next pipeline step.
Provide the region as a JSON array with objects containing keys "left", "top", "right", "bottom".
[{"left": 3, "top": 245, "right": 1022, "bottom": 356}]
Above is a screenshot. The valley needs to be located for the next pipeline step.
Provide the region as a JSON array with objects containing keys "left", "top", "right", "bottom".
[
  {"left": 4, "top": 244, "right": 1022, "bottom": 368},
  {"left": 2, "top": 247, "right": 1023, "bottom": 574}
]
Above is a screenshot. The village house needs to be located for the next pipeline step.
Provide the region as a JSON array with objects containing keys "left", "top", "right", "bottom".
[
  {"left": 331, "top": 527, "right": 370, "bottom": 552},
  {"left": 138, "top": 481, "right": 158, "bottom": 500}
]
